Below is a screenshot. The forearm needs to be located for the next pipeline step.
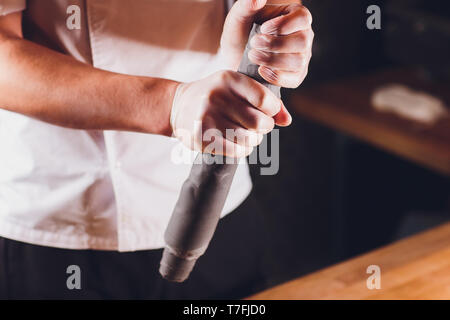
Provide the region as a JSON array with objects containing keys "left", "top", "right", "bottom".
[{"left": 0, "top": 33, "right": 178, "bottom": 136}]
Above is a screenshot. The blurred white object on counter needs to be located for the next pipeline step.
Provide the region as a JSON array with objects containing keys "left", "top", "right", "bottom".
[{"left": 371, "top": 84, "right": 448, "bottom": 124}]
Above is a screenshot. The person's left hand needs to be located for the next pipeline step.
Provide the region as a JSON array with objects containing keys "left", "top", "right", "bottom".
[{"left": 221, "top": 0, "right": 314, "bottom": 89}]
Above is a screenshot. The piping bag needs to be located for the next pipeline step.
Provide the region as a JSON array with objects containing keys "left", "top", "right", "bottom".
[{"left": 159, "top": 23, "right": 281, "bottom": 282}]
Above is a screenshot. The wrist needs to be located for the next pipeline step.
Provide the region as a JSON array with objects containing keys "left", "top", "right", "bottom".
[
  {"left": 170, "top": 82, "right": 187, "bottom": 137},
  {"left": 132, "top": 76, "right": 180, "bottom": 136}
]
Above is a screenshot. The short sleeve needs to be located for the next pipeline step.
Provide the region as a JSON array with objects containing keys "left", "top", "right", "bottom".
[{"left": 0, "top": 0, "right": 26, "bottom": 16}]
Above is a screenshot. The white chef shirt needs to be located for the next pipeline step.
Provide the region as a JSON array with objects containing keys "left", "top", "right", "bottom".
[{"left": 0, "top": 0, "right": 252, "bottom": 251}]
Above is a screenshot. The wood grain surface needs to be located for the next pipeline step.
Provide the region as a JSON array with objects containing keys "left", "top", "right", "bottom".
[{"left": 248, "top": 223, "right": 450, "bottom": 300}]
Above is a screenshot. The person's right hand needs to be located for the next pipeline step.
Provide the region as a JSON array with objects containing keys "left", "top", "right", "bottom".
[{"left": 170, "top": 70, "right": 291, "bottom": 158}]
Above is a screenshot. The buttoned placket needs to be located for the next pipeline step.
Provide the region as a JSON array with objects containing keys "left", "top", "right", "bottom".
[
  {"left": 102, "top": 133, "right": 132, "bottom": 251},
  {"left": 84, "top": 1, "right": 127, "bottom": 251}
]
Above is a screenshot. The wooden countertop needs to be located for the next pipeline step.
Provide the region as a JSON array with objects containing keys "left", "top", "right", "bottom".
[
  {"left": 248, "top": 223, "right": 450, "bottom": 300},
  {"left": 288, "top": 69, "right": 450, "bottom": 176}
]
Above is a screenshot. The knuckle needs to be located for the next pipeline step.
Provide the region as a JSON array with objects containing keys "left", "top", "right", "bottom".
[
  {"left": 256, "top": 92, "right": 266, "bottom": 108},
  {"left": 253, "top": 90, "right": 266, "bottom": 109},
  {"left": 247, "top": 85, "right": 265, "bottom": 108},
  {"left": 263, "top": 52, "right": 274, "bottom": 64},
  {"left": 252, "top": 49, "right": 272, "bottom": 64},
  {"left": 307, "top": 29, "right": 315, "bottom": 47},
  {"left": 295, "top": 32, "right": 309, "bottom": 50},
  {"left": 216, "top": 70, "right": 234, "bottom": 83},
  {"left": 298, "top": 53, "right": 308, "bottom": 68},
  {"left": 260, "top": 94, "right": 272, "bottom": 112},
  {"left": 300, "top": 5, "right": 313, "bottom": 25},
  {"left": 266, "top": 35, "right": 279, "bottom": 50},
  {"left": 206, "top": 91, "right": 215, "bottom": 103},
  {"left": 290, "top": 3, "right": 303, "bottom": 11},
  {"left": 246, "top": 113, "right": 262, "bottom": 130},
  {"left": 262, "top": 93, "right": 281, "bottom": 116},
  {"left": 205, "top": 89, "right": 220, "bottom": 105},
  {"left": 291, "top": 53, "right": 304, "bottom": 70}
]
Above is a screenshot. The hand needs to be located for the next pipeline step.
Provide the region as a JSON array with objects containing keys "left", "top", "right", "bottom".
[
  {"left": 221, "top": 0, "right": 314, "bottom": 88},
  {"left": 170, "top": 70, "right": 290, "bottom": 157}
]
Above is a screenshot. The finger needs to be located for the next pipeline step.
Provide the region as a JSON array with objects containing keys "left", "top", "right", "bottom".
[
  {"left": 273, "top": 100, "right": 292, "bottom": 127},
  {"left": 220, "top": 96, "right": 275, "bottom": 133},
  {"left": 250, "top": 29, "right": 314, "bottom": 53},
  {"left": 202, "top": 134, "right": 254, "bottom": 158},
  {"left": 221, "top": 0, "right": 268, "bottom": 65},
  {"left": 227, "top": 0, "right": 267, "bottom": 25},
  {"left": 219, "top": 117, "right": 264, "bottom": 148},
  {"left": 258, "top": 65, "right": 308, "bottom": 88},
  {"left": 248, "top": 49, "right": 308, "bottom": 72},
  {"left": 260, "top": 4, "right": 312, "bottom": 35},
  {"left": 222, "top": 71, "right": 282, "bottom": 117}
]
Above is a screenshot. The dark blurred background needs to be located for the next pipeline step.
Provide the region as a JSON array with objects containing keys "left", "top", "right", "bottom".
[{"left": 249, "top": 0, "right": 450, "bottom": 287}]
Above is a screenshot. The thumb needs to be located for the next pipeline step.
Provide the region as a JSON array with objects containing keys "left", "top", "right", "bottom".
[
  {"left": 228, "top": 0, "right": 267, "bottom": 22},
  {"left": 221, "top": 0, "right": 267, "bottom": 69}
]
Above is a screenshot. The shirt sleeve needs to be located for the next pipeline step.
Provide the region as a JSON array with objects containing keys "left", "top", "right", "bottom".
[{"left": 0, "top": 0, "right": 26, "bottom": 16}]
